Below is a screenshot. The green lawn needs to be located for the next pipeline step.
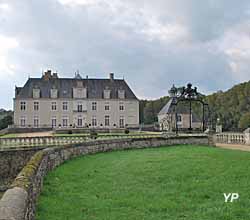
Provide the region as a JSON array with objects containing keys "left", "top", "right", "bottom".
[
  {"left": 0, "top": 133, "right": 17, "bottom": 138},
  {"left": 36, "top": 146, "right": 250, "bottom": 220}
]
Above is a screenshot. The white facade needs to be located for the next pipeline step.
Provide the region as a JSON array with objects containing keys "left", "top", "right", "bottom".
[{"left": 14, "top": 72, "right": 139, "bottom": 129}]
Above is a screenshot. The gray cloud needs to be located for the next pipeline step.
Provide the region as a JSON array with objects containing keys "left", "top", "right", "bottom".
[{"left": 0, "top": 0, "right": 250, "bottom": 108}]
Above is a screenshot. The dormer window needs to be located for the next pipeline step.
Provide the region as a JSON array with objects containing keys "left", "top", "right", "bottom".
[
  {"left": 118, "top": 89, "right": 125, "bottom": 99},
  {"left": 33, "top": 88, "right": 40, "bottom": 99},
  {"left": 51, "top": 88, "right": 58, "bottom": 99},
  {"left": 104, "top": 87, "right": 111, "bottom": 99},
  {"left": 73, "top": 87, "right": 87, "bottom": 98},
  {"left": 76, "top": 81, "right": 83, "bottom": 87}
]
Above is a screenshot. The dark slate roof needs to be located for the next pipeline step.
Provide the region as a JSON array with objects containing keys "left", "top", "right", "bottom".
[
  {"left": 16, "top": 77, "right": 138, "bottom": 100},
  {"left": 158, "top": 98, "right": 178, "bottom": 115}
]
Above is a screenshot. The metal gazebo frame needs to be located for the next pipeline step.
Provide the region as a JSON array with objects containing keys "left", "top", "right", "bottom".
[{"left": 170, "top": 83, "right": 210, "bottom": 134}]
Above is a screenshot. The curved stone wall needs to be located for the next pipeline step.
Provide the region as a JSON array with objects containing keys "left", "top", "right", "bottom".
[{"left": 0, "top": 136, "right": 212, "bottom": 220}]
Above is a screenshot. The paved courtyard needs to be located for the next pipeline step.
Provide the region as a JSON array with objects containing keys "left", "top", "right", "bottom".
[{"left": 216, "top": 143, "right": 250, "bottom": 152}]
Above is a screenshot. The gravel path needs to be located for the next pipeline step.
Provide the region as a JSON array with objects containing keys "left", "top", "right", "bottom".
[
  {"left": 216, "top": 143, "right": 250, "bottom": 152},
  {"left": 16, "top": 131, "right": 53, "bottom": 137}
]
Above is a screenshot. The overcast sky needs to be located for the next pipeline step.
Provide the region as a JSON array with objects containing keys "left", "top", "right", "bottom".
[{"left": 1, "top": 0, "right": 250, "bottom": 109}]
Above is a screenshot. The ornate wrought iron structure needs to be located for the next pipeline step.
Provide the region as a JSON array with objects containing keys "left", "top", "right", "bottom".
[{"left": 171, "top": 83, "right": 210, "bottom": 134}]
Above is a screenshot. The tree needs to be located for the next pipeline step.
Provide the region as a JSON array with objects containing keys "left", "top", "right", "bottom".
[
  {"left": 238, "top": 113, "right": 250, "bottom": 130},
  {"left": 0, "top": 115, "right": 13, "bottom": 130}
]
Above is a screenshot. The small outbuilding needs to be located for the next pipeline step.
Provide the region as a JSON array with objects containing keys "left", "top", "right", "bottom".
[{"left": 158, "top": 85, "right": 204, "bottom": 132}]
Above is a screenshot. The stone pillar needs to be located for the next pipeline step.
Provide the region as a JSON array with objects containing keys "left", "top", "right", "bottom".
[
  {"left": 216, "top": 125, "right": 222, "bottom": 133},
  {"left": 244, "top": 128, "right": 250, "bottom": 145}
]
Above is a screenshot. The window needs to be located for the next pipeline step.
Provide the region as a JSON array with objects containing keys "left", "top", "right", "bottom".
[
  {"left": 92, "top": 116, "right": 97, "bottom": 127},
  {"left": 92, "top": 102, "right": 97, "bottom": 111},
  {"left": 34, "top": 102, "right": 39, "bottom": 111},
  {"left": 73, "top": 87, "right": 87, "bottom": 98},
  {"left": 177, "top": 115, "right": 182, "bottom": 122},
  {"left": 34, "top": 116, "right": 39, "bottom": 127},
  {"left": 119, "top": 104, "right": 124, "bottom": 111},
  {"left": 51, "top": 102, "right": 57, "bottom": 111},
  {"left": 77, "top": 104, "right": 83, "bottom": 112},
  {"left": 104, "top": 89, "right": 111, "bottom": 99},
  {"left": 62, "top": 102, "right": 68, "bottom": 111},
  {"left": 119, "top": 116, "right": 125, "bottom": 128},
  {"left": 20, "top": 102, "right": 26, "bottom": 111},
  {"left": 50, "top": 89, "right": 58, "bottom": 98},
  {"left": 33, "top": 88, "right": 40, "bottom": 99},
  {"left": 77, "top": 117, "right": 83, "bottom": 127},
  {"left": 20, "top": 117, "right": 26, "bottom": 127},
  {"left": 77, "top": 89, "right": 83, "bottom": 98},
  {"left": 105, "top": 105, "right": 110, "bottom": 111},
  {"left": 118, "top": 89, "right": 125, "bottom": 99},
  {"left": 52, "top": 117, "right": 57, "bottom": 128},
  {"left": 105, "top": 115, "right": 110, "bottom": 126},
  {"left": 62, "top": 117, "right": 68, "bottom": 127}
]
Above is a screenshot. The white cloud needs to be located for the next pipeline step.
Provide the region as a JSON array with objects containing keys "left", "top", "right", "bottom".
[
  {"left": 0, "top": 35, "right": 18, "bottom": 76},
  {"left": 0, "top": 0, "right": 250, "bottom": 108},
  {"left": 0, "top": 3, "right": 10, "bottom": 10}
]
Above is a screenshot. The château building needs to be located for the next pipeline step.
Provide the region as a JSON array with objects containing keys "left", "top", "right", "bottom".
[{"left": 14, "top": 70, "right": 139, "bottom": 129}]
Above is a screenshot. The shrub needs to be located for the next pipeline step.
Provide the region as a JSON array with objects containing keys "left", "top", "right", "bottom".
[
  {"left": 68, "top": 130, "right": 73, "bottom": 135},
  {"left": 90, "top": 130, "right": 98, "bottom": 139},
  {"left": 124, "top": 129, "right": 130, "bottom": 134}
]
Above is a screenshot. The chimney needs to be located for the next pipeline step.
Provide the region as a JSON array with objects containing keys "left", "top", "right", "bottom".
[
  {"left": 43, "top": 70, "right": 52, "bottom": 81},
  {"left": 52, "top": 72, "right": 58, "bottom": 78},
  {"left": 86, "top": 75, "right": 88, "bottom": 79},
  {"left": 109, "top": 73, "right": 114, "bottom": 81}
]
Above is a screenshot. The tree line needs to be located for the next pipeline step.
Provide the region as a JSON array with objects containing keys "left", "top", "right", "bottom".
[{"left": 140, "top": 81, "right": 250, "bottom": 131}]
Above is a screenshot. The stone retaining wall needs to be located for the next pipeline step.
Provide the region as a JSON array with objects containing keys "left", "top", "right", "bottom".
[
  {"left": 0, "top": 135, "right": 212, "bottom": 220},
  {"left": 0, "top": 148, "right": 45, "bottom": 191}
]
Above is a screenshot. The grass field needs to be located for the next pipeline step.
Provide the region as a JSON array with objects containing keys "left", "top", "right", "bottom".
[{"left": 36, "top": 146, "right": 250, "bottom": 220}]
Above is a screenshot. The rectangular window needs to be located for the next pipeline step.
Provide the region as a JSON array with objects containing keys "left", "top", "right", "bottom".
[
  {"left": 92, "top": 102, "right": 97, "bottom": 111},
  {"left": 118, "top": 90, "right": 125, "bottom": 99},
  {"left": 119, "top": 104, "right": 124, "bottom": 111},
  {"left": 62, "top": 117, "right": 68, "bottom": 127},
  {"left": 105, "top": 105, "right": 110, "bottom": 111},
  {"left": 20, "top": 102, "right": 26, "bottom": 111},
  {"left": 34, "top": 116, "right": 39, "bottom": 127},
  {"left": 62, "top": 102, "right": 68, "bottom": 111},
  {"left": 92, "top": 116, "right": 97, "bottom": 127},
  {"left": 78, "top": 118, "right": 83, "bottom": 127},
  {"left": 177, "top": 115, "right": 182, "bottom": 122},
  {"left": 51, "top": 102, "right": 57, "bottom": 111},
  {"left": 105, "top": 115, "right": 110, "bottom": 126},
  {"left": 119, "top": 116, "right": 125, "bottom": 128},
  {"left": 20, "top": 117, "right": 26, "bottom": 127},
  {"left": 77, "top": 104, "right": 83, "bottom": 112},
  {"left": 52, "top": 117, "right": 57, "bottom": 128},
  {"left": 34, "top": 102, "right": 39, "bottom": 111}
]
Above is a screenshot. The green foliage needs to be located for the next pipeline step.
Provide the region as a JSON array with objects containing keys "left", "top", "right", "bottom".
[
  {"left": 238, "top": 112, "right": 250, "bottom": 129},
  {"left": 0, "top": 115, "right": 13, "bottom": 130},
  {"left": 205, "top": 81, "right": 250, "bottom": 131},
  {"left": 139, "top": 81, "right": 250, "bottom": 131},
  {"left": 37, "top": 146, "right": 250, "bottom": 220},
  {"left": 141, "top": 96, "right": 170, "bottom": 124},
  {"left": 89, "top": 130, "right": 98, "bottom": 139},
  {"left": 124, "top": 128, "right": 130, "bottom": 134}
]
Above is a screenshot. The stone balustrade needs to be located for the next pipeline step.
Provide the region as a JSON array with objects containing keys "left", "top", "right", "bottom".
[
  {"left": 0, "top": 134, "right": 164, "bottom": 149},
  {"left": 0, "top": 136, "right": 87, "bottom": 149},
  {"left": 215, "top": 132, "right": 246, "bottom": 145}
]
